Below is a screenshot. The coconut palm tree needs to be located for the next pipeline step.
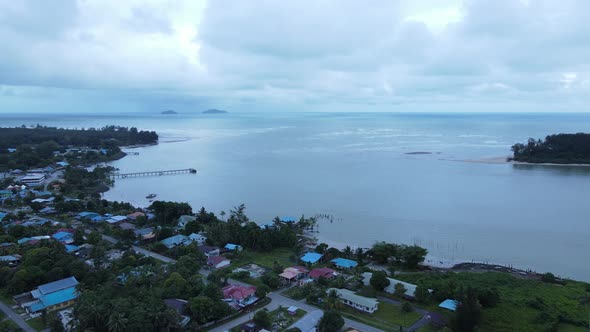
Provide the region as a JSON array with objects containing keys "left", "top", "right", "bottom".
[
  {"left": 107, "top": 312, "right": 128, "bottom": 332},
  {"left": 325, "top": 289, "right": 341, "bottom": 310}
]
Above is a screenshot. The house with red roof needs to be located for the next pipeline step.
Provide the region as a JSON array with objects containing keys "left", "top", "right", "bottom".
[
  {"left": 308, "top": 267, "right": 337, "bottom": 280},
  {"left": 222, "top": 284, "right": 258, "bottom": 309}
]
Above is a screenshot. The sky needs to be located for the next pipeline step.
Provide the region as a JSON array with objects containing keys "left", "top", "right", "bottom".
[{"left": 0, "top": 0, "right": 589, "bottom": 113}]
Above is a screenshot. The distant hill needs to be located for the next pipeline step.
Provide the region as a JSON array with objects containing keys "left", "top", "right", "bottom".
[
  {"left": 161, "top": 110, "right": 178, "bottom": 115},
  {"left": 203, "top": 109, "right": 228, "bottom": 114}
]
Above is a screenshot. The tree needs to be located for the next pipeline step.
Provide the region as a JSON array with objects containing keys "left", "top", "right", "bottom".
[
  {"left": 317, "top": 310, "right": 344, "bottom": 332},
  {"left": 370, "top": 242, "right": 396, "bottom": 264},
  {"left": 253, "top": 309, "right": 272, "bottom": 329},
  {"left": 261, "top": 272, "right": 280, "bottom": 289},
  {"left": 370, "top": 271, "right": 390, "bottom": 291},
  {"left": 394, "top": 282, "right": 407, "bottom": 297},
  {"left": 452, "top": 288, "right": 481, "bottom": 332},
  {"left": 414, "top": 284, "right": 431, "bottom": 304},
  {"left": 478, "top": 288, "right": 500, "bottom": 308},
  {"left": 107, "top": 312, "right": 128, "bottom": 332},
  {"left": 87, "top": 231, "right": 101, "bottom": 245},
  {"left": 324, "top": 289, "right": 340, "bottom": 310},
  {"left": 256, "top": 285, "right": 270, "bottom": 299},
  {"left": 400, "top": 245, "right": 428, "bottom": 269},
  {"left": 401, "top": 301, "right": 413, "bottom": 313}
]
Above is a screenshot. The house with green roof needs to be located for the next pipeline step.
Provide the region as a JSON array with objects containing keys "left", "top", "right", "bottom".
[{"left": 327, "top": 288, "right": 379, "bottom": 313}]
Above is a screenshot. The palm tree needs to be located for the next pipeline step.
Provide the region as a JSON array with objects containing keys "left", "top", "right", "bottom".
[
  {"left": 325, "top": 289, "right": 341, "bottom": 310},
  {"left": 220, "top": 210, "right": 225, "bottom": 221},
  {"left": 107, "top": 312, "right": 128, "bottom": 332}
]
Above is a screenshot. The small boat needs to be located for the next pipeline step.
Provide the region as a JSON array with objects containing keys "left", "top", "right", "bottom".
[{"left": 146, "top": 194, "right": 157, "bottom": 199}]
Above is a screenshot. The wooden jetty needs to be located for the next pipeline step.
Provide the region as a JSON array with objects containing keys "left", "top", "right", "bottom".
[{"left": 112, "top": 168, "right": 196, "bottom": 179}]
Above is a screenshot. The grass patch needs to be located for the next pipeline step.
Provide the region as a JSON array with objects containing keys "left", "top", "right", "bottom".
[
  {"left": 204, "top": 297, "right": 272, "bottom": 331},
  {"left": 338, "top": 301, "right": 421, "bottom": 330},
  {"left": 284, "top": 287, "right": 307, "bottom": 301},
  {"left": 269, "top": 307, "right": 307, "bottom": 330},
  {"left": 26, "top": 317, "right": 46, "bottom": 331},
  {"left": 233, "top": 248, "right": 297, "bottom": 269},
  {"left": 558, "top": 323, "right": 590, "bottom": 332},
  {"left": 396, "top": 271, "right": 590, "bottom": 332}
]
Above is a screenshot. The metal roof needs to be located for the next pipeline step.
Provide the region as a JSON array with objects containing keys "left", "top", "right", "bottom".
[
  {"left": 331, "top": 258, "right": 358, "bottom": 268},
  {"left": 301, "top": 252, "right": 323, "bottom": 264},
  {"left": 38, "top": 277, "right": 79, "bottom": 295},
  {"left": 329, "top": 288, "right": 379, "bottom": 309}
]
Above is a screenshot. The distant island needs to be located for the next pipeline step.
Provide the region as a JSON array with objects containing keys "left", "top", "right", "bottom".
[
  {"left": 511, "top": 133, "right": 590, "bottom": 164},
  {"left": 203, "top": 109, "right": 228, "bottom": 114},
  {"left": 161, "top": 110, "right": 178, "bottom": 114}
]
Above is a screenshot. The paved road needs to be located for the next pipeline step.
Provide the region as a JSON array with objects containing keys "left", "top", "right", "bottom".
[
  {"left": 103, "top": 236, "right": 384, "bottom": 332},
  {"left": 210, "top": 288, "right": 383, "bottom": 332},
  {"left": 0, "top": 300, "right": 35, "bottom": 332}
]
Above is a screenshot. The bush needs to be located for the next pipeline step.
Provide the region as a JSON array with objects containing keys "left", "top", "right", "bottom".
[{"left": 401, "top": 301, "right": 413, "bottom": 313}]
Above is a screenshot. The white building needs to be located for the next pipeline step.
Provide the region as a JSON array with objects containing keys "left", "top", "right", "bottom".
[
  {"left": 362, "top": 272, "right": 432, "bottom": 299},
  {"left": 20, "top": 174, "right": 46, "bottom": 185},
  {"left": 328, "top": 288, "right": 379, "bottom": 313},
  {"left": 188, "top": 233, "right": 207, "bottom": 245}
]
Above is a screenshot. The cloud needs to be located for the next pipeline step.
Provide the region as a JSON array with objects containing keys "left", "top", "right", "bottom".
[{"left": 0, "top": 0, "right": 589, "bottom": 113}]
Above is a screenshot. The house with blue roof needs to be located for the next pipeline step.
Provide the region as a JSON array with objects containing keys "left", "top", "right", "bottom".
[
  {"left": 15, "top": 277, "right": 79, "bottom": 316},
  {"left": 439, "top": 299, "right": 459, "bottom": 311},
  {"left": 300, "top": 252, "right": 323, "bottom": 264},
  {"left": 0, "top": 212, "right": 7, "bottom": 222},
  {"left": 52, "top": 232, "right": 74, "bottom": 244},
  {"left": 224, "top": 243, "right": 243, "bottom": 251},
  {"left": 0, "top": 190, "right": 13, "bottom": 199},
  {"left": 65, "top": 245, "right": 80, "bottom": 253},
  {"left": 161, "top": 234, "right": 190, "bottom": 249},
  {"left": 280, "top": 216, "right": 297, "bottom": 224},
  {"left": 331, "top": 258, "right": 358, "bottom": 269},
  {"left": 77, "top": 212, "right": 101, "bottom": 220}
]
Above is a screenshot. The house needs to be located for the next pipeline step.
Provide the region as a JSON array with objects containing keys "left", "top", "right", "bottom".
[
  {"left": 280, "top": 216, "right": 297, "bottom": 224},
  {"left": 300, "top": 252, "right": 323, "bottom": 264},
  {"left": 39, "top": 207, "right": 57, "bottom": 215},
  {"left": 222, "top": 284, "right": 258, "bottom": 309},
  {"left": 55, "top": 161, "right": 69, "bottom": 168},
  {"left": 309, "top": 267, "right": 337, "bottom": 280},
  {"left": 0, "top": 190, "right": 12, "bottom": 199},
  {"left": 177, "top": 215, "right": 196, "bottom": 229},
  {"left": 117, "top": 222, "right": 136, "bottom": 231},
  {"left": 327, "top": 288, "right": 379, "bottom": 313},
  {"left": 164, "top": 299, "right": 191, "bottom": 327},
  {"left": 207, "top": 256, "right": 231, "bottom": 269},
  {"left": 439, "top": 299, "right": 459, "bottom": 312},
  {"left": 52, "top": 232, "right": 74, "bottom": 245},
  {"left": 280, "top": 266, "right": 308, "bottom": 283},
  {"left": 361, "top": 272, "right": 431, "bottom": 300},
  {"left": 188, "top": 233, "right": 207, "bottom": 245},
  {"left": 198, "top": 245, "right": 220, "bottom": 257},
  {"left": 106, "top": 215, "right": 127, "bottom": 224},
  {"left": 331, "top": 258, "right": 358, "bottom": 269},
  {"left": 0, "top": 212, "right": 7, "bottom": 222},
  {"left": 134, "top": 227, "right": 155, "bottom": 241},
  {"left": 64, "top": 245, "right": 79, "bottom": 253},
  {"left": 20, "top": 174, "right": 46, "bottom": 185},
  {"left": 161, "top": 235, "right": 190, "bottom": 249},
  {"left": 0, "top": 254, "right": 22, "bottom": 267},
  {"left": 287, "top": 306, "right": 299, "bottom": 315},
  {"left": 126, "top": 211, "right": 145, "bottom": 221},
  {"left": 14, "top": 277, "right": 79, "bottom": 316},
  {"left": 76, "top": 212, "right": 100, "bottom": 220},
  {"left": 224, "top": 243, "right": 243, "bottom": 251}
]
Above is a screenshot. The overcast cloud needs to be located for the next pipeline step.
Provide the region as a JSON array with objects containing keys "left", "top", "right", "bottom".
[{"left": 0, "top": 0, "right": 589, "bottom": 113}]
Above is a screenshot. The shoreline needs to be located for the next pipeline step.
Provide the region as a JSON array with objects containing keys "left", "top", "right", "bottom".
[{"left": 462, "top": 156, "right": 590, "bottom": 167}]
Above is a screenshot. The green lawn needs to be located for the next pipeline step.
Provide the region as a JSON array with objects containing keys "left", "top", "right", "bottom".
[
  {"left": 26, "top": 317, "right": 46, "bottom": 331},
  {"left": 269, "top": 307, "right": 307, "bottom": 330},
  {"left": 338, "top": 301, "right": 422, "bottom": 330},
  {"left": 558, "top": 323, "right": 590, "bottom": 332},
  {"left": 396, "top": 271, "right": 590, "bottom": 332},
  {"left": 234, "top": 248, "right": 297, "bottom": 269}
]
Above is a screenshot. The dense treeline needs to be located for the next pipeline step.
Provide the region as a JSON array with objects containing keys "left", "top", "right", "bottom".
[
  {"left": 0, "top": 125, "right": 158, "bottom": 170},
  {"left": 511, "top": 133, "right": 590, "bottom": 164},
  {"left": 0, "top": 242, "right": 89, "bottom": 295},
  {"left": 0, "top": 125, "right": 158, "bottom": 150},
  {"left": 368, "top": 241, "right": 428, "bottom": 269}
]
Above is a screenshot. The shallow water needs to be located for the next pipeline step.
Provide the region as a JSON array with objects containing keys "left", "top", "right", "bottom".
[{"left": 3, "top": 112, "right": 590, "bottom": 280}]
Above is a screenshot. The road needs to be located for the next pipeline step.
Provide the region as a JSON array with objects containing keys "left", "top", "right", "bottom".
[
  {"left": 209, "top": 287, "right": 383, "bottom": 332},
  {"left": 102, "top": 235, "right": 383, "bottom": 332},
  {"left": 0, "top": 300, "right": 35, "bottom": 332}
]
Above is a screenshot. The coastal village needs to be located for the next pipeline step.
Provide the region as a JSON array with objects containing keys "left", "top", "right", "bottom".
[{"left": 0, "top": 128, "right": 589, "bottom": 332}]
